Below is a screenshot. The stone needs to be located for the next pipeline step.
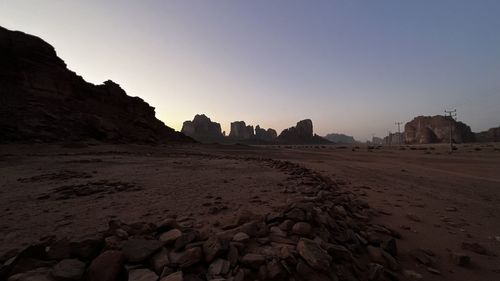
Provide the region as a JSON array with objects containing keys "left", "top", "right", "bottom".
[
  {"left": 8, "top": 268, "right": 54, "bottom": 281},
  {"left": 266, "top": 259, "right": 287, "bottom": 281},
  {"left": 461, "top": 242, "right": 492, "bottom": 256},
  {"left": 159, "top": 229, "right": 182, "bottom": 245},
  {"left": 168, "top": 247, "right": 202, "bottom": 268},
  {"left": 160, "top": 271, "right": 183, "bottom": 281},
  {"left": 207, "top": 259, "right": 230, "bottom": 276},
  {"left": 368, "top": 263, "right": 384, "bottom": 281},
  {"left": 291, "top": 222, "right": 312, "bottom": 236},
  {"left": 151, "top": 248, "right": 170, "bottom": 274},
  {"left": 69, "top": 234, "right": 104, "bottom": 260},
  {"left": 46, "top": 239, "right": 71, "bottom": 260},
  {"left": 284, "top": 208, "right": 306, "bottom": 221},
  {"left": 51, "top": 259, "right": 86, "bottom": 281},
  {"left": 270, "top": 227, "right": 287, "bottom": 237},
  {"left": 232, "top": 232, "right": 250, "bottom": 243},
  {"left": 173, "top": 231, "right": 198, "bottom": 251},
  {"left": 203, "top": 237, "right": 228, "bottom": 263},
  {"left": 128, "top": 269, "right": 158, "bottom": 281},
  {"left": 241, "top": 254, "right": 265, "bottom": 269},
  {"left": 366, "top": 246, "right": 385, "bottom": 264},
  {"left": 115, "top": 229, "right": 129, "bottom": 240},
  {"left": 122, "top": 239, "right": 163, "bottom": 263},
  {"left": 87, "top": 251, "right": 127, "bottom": 281},
  {"left": 296, "top": 238, "right": 331, "bottom": 272},
  {"left": 403, "top": 270, "right": 423, "bottom": 279},
  {"left": 226, "top": 245, "right": 239, "bottom": 267},
  {"left": 324, "top": 244, "right": 351, "bottom": 260},
  {"left": 451, "top": 252, "right": 470, "bottom": 266}
]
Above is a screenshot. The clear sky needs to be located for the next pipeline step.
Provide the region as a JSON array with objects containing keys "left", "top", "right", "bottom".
[{"left": 1, "top": 0, "right": 499, "bottom": 140}]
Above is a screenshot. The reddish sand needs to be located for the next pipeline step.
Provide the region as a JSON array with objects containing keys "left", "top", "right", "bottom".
[{"left": 1, "top": 143, "right": 499, "bottom": 280}]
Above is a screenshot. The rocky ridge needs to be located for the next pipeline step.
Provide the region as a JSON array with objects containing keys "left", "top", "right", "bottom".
[
  {"left": 181, "top": 115, "right": 224, "bottom": 143},
  {"left": 0, "top": 26, "right": 190, "bottom": 144}
]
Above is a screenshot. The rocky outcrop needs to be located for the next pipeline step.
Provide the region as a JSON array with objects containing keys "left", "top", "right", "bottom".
[
  {"left": 181, "top": 114, "right": 223, "bottom": 143},
  {"left": 324, "top": 133, "right": 356, "bottom": 144},
  {"left": 404, "top": 116, "right": 475, "bottom": 144},
  {"left": 278, "top": 119, "right": 330, "bottom": 144},
  {"left": 0, "top": 26, "right": 191, "bottom": 144},
  {"left": 229, "top": 121, "right": 254, "bottom": 139},
  {"left": 475, "top": 126, "right": 500, "bottom": 142},
  {"left": 255, "top": 125, "right": 277, "bottom": 142}
]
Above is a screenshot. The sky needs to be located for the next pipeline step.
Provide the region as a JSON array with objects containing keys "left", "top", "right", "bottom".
[{"left": 1, "top": 0, "right": 499, "bottom": 141}]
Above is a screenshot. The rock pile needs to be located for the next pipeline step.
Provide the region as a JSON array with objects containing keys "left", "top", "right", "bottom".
[
  {"left": 0, "top": 26, "right": 191, "bottom": 144},
  {"left": 1, "top": 159, "right": 405, "bottom": 281}
]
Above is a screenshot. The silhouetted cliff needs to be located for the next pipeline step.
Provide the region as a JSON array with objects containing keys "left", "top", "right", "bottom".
[
  {"left": 181, "top": 114, "right": 224, "bottom": 143},
  {"left": 277, "top": 119, "right": 330, "bottom": 144},
  {"left": 0, "top": 26, "right": 191, "bottom": 143}
]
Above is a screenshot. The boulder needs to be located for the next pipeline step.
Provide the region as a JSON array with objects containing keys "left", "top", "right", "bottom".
[
  {"left": 51, "top": 259, "right": 86, "bottom": 281},
  {"left": 128, "top": 269, "right": 158, "bottom": 281},
  {"left": 121, "top": 239, "right": 163, "bottom": 263},
  {"left": 296, "top": 238, "right": 331, "bottom": 272},
  {"left": 87, "top": 251, "right": 127, "bottom": 281}
]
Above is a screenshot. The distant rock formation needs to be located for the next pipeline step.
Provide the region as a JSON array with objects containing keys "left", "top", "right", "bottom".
[
  {"left": 404, "top": 115, "right": 474, "bottom": 144},
  {"left": 324, "top": 133, "right": 356, "bottom": 144},
  {"left": 255, "top": 125, "right": 277, "bottom": 142},
  {"left": 0, "top": 26, "right": 191, "bottom": 143},
  {"left": 277, "top": 119, "right": 330, "bottom": 144},
  {"left": 475, "top": 126, "right": 500, "bottom": 142},
  {"left": 229, "top": 121, "right": 254, "bottom": 139},
  {"left": 181, "top": 114, "right": 223, "bottom": 143},
  {"left": 383, "top": 132, "right": 404, "bottom": 145}
]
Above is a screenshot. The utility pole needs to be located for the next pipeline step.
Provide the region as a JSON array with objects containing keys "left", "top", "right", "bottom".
[
  {"left": 395, "top": 122, "right": 403, "bottom": 145},
  {"left": 444, "top": 109, "right": 457, "bottom": 153}
]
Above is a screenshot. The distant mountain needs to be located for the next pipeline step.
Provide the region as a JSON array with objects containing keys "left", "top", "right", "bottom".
[
  {"left": 404, "top": 115, "right": 474, "bottom": 144},
  {"left": 324, "top": 133, "right": 356, "bottom": 144},
  {"left": 0, "top": 26, "right": 191, "bottom": 143},
  {"left": 277, "top": 119, "right": 331, "bottom": 145}
]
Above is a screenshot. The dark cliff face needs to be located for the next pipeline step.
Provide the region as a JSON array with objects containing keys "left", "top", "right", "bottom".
[
  {"left": 277, "top": 119, "right": 330, "bottom": 144},
  {"left": 181, "top": 114, "right": 223, "bottom": 143},
  {"left": 404, "top": 115, "right": 475, "bottom": 144},
  {"left": 229, "top": 121, "right": 254, "bottom": 139},
  {"left": 0, "top": 26, "right": 191, "bottom": 143},
  {"left": 324, "top": 133, "right": 356, "bottom": 144}
]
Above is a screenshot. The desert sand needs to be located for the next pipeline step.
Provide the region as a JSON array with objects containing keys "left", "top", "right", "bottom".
[{"left": 1, "top": 143, "right": 499, "bottom": 280}]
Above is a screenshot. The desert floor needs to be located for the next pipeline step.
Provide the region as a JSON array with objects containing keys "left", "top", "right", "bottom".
[{"left": 0, "top": 142, "right": 499, "bottom": 280}]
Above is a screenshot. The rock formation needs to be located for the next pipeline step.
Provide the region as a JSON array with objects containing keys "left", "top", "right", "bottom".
[
  {"left": 255, "top": 125, "right": 277, "bottom": 142},
  {"left": 404, "top": 116, "right": 475, "bottom": 144},
  {"left": 0, "top": 26, "right": 191, "bottom": 144},
  {"left": 229, "top": 121, "right": 254, "bottom": 139},
  {"left": 181, "top": 114, "right": 224, "bottom": 143},
  {"left": 324, "top": 133, "right": 356, "bottom": 144},
  {"left": 277, "top": 119, "right": 330, "bottom": 144},
  {"left": 475, "top": 126, "right": 500, "bottom": 142}
]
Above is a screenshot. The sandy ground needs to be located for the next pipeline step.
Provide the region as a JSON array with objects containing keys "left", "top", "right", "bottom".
[{"left": 1, "top": 142, "right": 499, "bottom": 280}]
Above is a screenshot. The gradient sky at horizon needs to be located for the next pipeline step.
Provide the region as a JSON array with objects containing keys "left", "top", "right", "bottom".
[{"left": 1, "top": 0, "right": 499, "bottom": 141}]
